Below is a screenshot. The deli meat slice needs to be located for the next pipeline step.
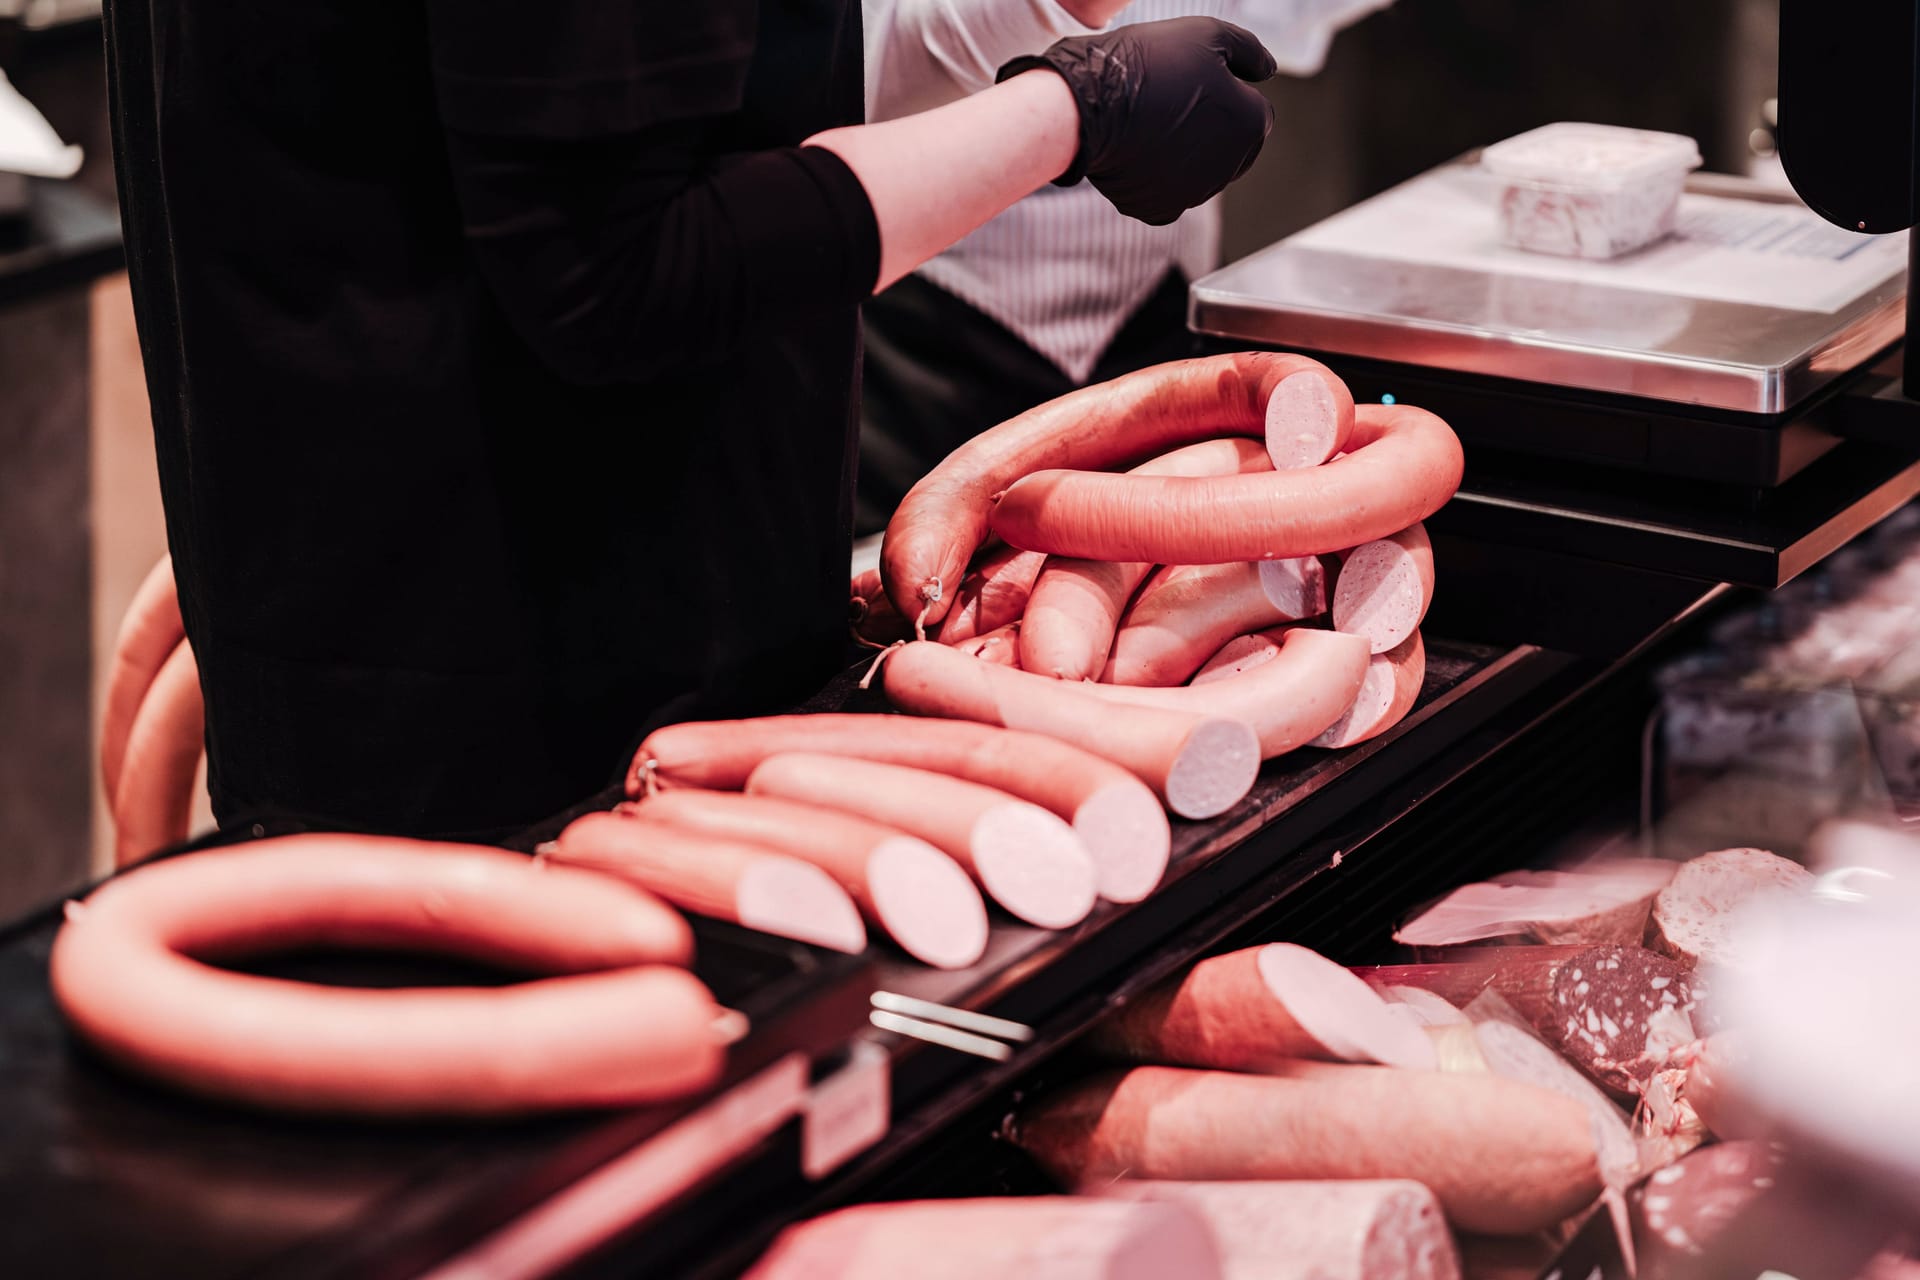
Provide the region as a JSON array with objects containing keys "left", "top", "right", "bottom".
[
  {"left": 1648, "top": 848, "right": 1812, "bottom": 969},
  {"left": 1543, "top": 945, "right": 1697, "bottom": 1094},
  {"left": 1631, "top": 1142, "right": 1787, "bottom": 1280},
  {"left": 743, "top": 1197, "right": 1222, "bottom": 1280},
  {"left": 1395, "top": 860, "right": 1676, "bottom": 949},
  {"left": 1109, "top": 1181, "right": 1460, "bottom": 1280}
]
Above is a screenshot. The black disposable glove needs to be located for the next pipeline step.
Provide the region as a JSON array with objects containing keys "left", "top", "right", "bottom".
[{"left": 996, "top": 17, "right": 1278, "bottom": 226}]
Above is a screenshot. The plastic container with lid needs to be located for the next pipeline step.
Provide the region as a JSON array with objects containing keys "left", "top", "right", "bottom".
[{"left": 1481, "top": 122, "right": 1703, "bottom": 260}]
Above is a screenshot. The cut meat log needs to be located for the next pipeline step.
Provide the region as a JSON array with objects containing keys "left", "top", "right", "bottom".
[
  {"left": 1010, "top": 1063, "right": 1602, "bottom": 1235},
  {"left": 1541, "top": 945, "right": 1696, "bottom": 1094},
  {"left": 1648, "top": 848, "right": 1812, "bottom": 969},
  {"left": 1089, "top": 944, "right": 1436, "bottom": 1072},
  {"left": 743, "top": 1197, "right": 1222, "bottom": 1280},
  {"left": 618, "top": 791, "right": 988, "bottom": 969},
  {"left": 1631, "top": 1142, "right": 1788, "bottom": 1280},
  {"left": 1106, "top": 1181, "right": 1460, "bottom": 1280}
]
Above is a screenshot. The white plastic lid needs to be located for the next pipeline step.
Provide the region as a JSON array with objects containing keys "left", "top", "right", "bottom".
[{"left": 1481, "top": 122, "right": 1702, "bottom": 192}]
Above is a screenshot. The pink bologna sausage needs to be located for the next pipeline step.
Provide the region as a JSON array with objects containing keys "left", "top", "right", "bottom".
[
  {"left": 1073, "top": 628, "right": 1371, "bottom": 759},
  {"left": 112, "top": 639, "right": 205, "bottom": 867},
  {"left": 551, "top": 811, "right": 867, "bottom": 953},
  {"left": 1104, "top": 562, "right": 1329, "bottom": 687},
  {"left": 627, "top": 714, "right": 1171, "bottom": 903},
  {"left": 1089, "top": 943, "right": 1436, "bottom": 1071},
  {"left": 1332, "top": 524, "right": 1434, "bottom": 655},
  {"left": 1190, "top": 631, "right": 1286, "bottom": 684},
  {"left": 1107, "top": 1180, "right": 1460, "bottom": 1280},
  {"left": 988, "top": 404, "right": 1463, "bottom": 565},
  {"left": 1021, "top": 438, "right": 1274, "bottom": 682},
  {"left": 101, "top": 554, "right": 186, "bottom": 802},
  {"left": 1009, "top": 1063, "right": 1603, "bottom": 1235},
  {"left": 50, "top": 835, "right": 721, "bottom": 1116},
  {"left": 745, "top": 1197, "right": 1222, "bottom": 1280},
  {"left": 621, "top": 790, "right": 988, "bottom": 969},
  {"left": 881, "top": 353, "right": 1354, "bottom": 624},
  {"left": 952, "top": 621, "right": 1023, "bottom": 668},
  {"left": 938, "top": 544, "right": 1048, "bottom": 645},
  {"left": 880, "top": 641, "right": 1261, "bottom": 820},
  {"left": 746, "top": 753, "right": 1097, "bottom": 929},
  {"left": 1312, "top": 632, "right": 1426, "bottom": 750}
]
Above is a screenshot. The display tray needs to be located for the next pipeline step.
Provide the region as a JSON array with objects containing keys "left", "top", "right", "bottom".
[
  {"left": 0, "top": 868, "right": 874, "bottom": 1280},
  {"left": 0, "top": 637, "right": 1570, "bottom": 1280},
  {"left": 632, "top": 638, "right": 1585, "bottom": 1278},
  {"left": 674, "top": 632, "right": 1672, "bottom": 1280}
]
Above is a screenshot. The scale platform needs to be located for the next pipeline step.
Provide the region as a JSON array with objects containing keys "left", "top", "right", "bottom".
[
  {"left": 1192, "top": 162, "right": 1920, "bottom": 592},
  {"left": 1193, "top": 164, "right": 1910, "bottom": 487}
]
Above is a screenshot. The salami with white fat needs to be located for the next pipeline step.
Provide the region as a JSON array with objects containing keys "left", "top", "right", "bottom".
[
  {"left": 1543, "top": 945, "right": 1697, "bottom": 1094},
  {"left": 1631, "top": 1142, "right": 1787, "bottom": 1280}
]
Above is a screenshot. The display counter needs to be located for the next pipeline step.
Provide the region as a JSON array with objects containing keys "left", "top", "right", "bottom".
[{"left": 1, "top": 600, "right": 1701, "bottom": 1278}]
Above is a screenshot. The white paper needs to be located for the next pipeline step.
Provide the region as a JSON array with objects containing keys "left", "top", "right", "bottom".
[
  {"left": 1292, "top": 166, "right": 1908, "bottom": 315},
  {"left": 0, "top": 69, "right": 83, "bottom": 179}
]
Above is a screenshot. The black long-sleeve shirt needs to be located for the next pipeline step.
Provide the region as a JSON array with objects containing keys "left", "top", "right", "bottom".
[{"left": 104, "top": 0, "right": 878, "bottom": 838}]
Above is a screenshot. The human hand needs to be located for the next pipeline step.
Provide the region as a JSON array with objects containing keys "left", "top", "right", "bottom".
[{"left": 998, "top": 17, "right": 1277, "bottom": 226}]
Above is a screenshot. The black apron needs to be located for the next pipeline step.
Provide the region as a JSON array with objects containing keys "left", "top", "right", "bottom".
[{"left": 103, "top": 0, "right": 865, "bottom": 840}]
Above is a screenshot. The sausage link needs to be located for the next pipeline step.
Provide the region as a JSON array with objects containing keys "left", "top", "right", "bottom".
[
  {"left": 746, "top": 754, "right": 1097, "bottom": 929},
  {"left": 988, "top": 404, "right": 1462, "bottom": 565},
  {"left": 623, "top": 790, "right": 988, "bottom": 968},
  {"left": 1072, "top": 627, "right": 1371, "bottom": 759},
  {"left": 50, "top": 835, "right": 717, "bottom": 1116},
  {"left": 880, "top": 642, "right": 1260, "bottom": 820},
  {"left": 882, "top": 354, "right": 1353, "bottom": 624},
  {"left": 628, "top": 714, "right": 1171, "bottom": 903},
  {"left": 1021, "top": 438, "right": 1272, "bottom": 681},
  {"left": 101, "top": 555, "right": 185, "bottom": 801},
  {"left": 111, "top": 640, "right": 204, "bottom": 867},
  {"left": 553, "top": 812, "right": 867, "bottom": 953},
  {"left": 1104, "top": 562, "right": 1326, "bottom": 687}
]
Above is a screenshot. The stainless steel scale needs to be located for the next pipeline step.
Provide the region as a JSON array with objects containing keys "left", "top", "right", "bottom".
[
  {"left": 1194, "top": 165, "right": 1907, "bottom": 484},
  {"left": 1189, "top": 160, "right": 1920, "bottom": 604}
]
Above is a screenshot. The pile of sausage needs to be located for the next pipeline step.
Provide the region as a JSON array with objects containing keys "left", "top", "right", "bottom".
[
  {"left": 53, "top": 353, "right": 1464, "bottom": 1122},
  {"left": 549, "top": 355, "right": 1463, "bottom": 963},
  {"left": 854, "top": 352, "right": 1463, "bottom": 820},
  {"left": 745, "top": 845, "right": 1828, "bottom": 1279}
]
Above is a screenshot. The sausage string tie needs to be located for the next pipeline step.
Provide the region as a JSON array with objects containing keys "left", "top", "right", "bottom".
[
  {"left": 858, "top": 641, "right": 905, "bottom": 690},
  {"left": 914, "top": 578, "right": 943, "bottom": 642}
]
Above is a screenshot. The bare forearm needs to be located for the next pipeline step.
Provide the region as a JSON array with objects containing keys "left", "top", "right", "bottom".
[{"left": 806, "top": 70, "right": 1079, "bottom": 289}]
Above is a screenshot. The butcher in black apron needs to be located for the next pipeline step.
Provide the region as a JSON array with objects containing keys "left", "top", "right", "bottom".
[{"left": 101, "top": 0, "right": 1277, "bottom": 840}]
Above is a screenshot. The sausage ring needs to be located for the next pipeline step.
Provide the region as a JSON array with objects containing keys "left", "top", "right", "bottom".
[{"left": 50, "top": 834, "right": 723, "bottom": 1117}]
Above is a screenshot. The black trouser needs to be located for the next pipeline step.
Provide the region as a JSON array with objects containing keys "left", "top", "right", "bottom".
[{"left": 855, "top": 269, "right": 1197, "bottom": 536}]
